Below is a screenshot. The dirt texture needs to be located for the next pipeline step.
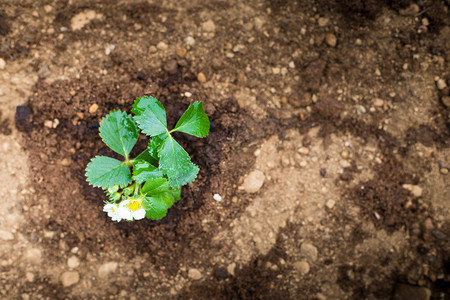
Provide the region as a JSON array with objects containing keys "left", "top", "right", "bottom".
[{"left": 0, "top": 0, "right": 449, "bottom": 299}]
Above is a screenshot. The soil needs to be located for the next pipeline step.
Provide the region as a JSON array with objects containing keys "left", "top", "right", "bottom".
[{"left": 0, "top": 0, "right": 449, "bottom": 299}]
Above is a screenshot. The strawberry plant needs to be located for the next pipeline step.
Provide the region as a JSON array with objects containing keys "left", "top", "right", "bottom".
[{"left": 85, "top": 96, "right": 210, "bottom": 221}]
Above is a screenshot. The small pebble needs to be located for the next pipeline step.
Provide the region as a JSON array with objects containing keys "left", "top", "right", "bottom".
[
  {"left": 399, "top": 4, "right": 420, "bottom": 16},
  {"left": 197, "top": 72, "right": 207, "bottom": 83},
  {"left": 227, "top": 263, "right": 236, "bottom": 276},
  {"left": 241, "top": 170, "right": 265, "bottom": 193},
  {"left": 441, "top": 96, "right": 450, "bottom": 108},
  {"left": 298, "top": 147, "right": 310, "bottom": 155},
  {"left": 440, "top": 168, "right": 448, "bottom": 175},
  {"left": 325, "top": 199, "right": 335, "bottom": 209},
  {"left": 188, "top": 268, "right": 202, "bottom": 280},
  {"left": 201, "top": 20, "right": 216, "bottom": 32},
  {"left": 26, "top": 272, "right": 35, "bottom": 283},
  {"left": 317, "top": 17, "right": 329, "bottom": 27},
  {"left": 374, "top": 98, "right": 384, "bottom": 107},
  {"left": 300, "top": 243, "right": 318, "bottom": 262},
  {"left": 355, "top": 105, "right": 366, "bottom": 115},
  {"left": 186, "top": 36, "right": 195, "bottom": 46},
  {"left": 402, "top": 184, "right": 423, "bottom": 197},
  {"left": 176, "top": 48, "right": 187, "bottom": 57},
  {"left": 294, "top": 260, "right": 310, "bottom": 275},
  {"left": 44, "top": 120, "right": 53, "bottom": 128},
  {"left": 325, "top": 33, "right": 337, "bottom": 47},
  {"left": 0, "top": 58, "right": 5, "bottom": 70},
  {"left": 157, "top": 42, "right": 168, "bottom": 50},
  {"left": 61, "top": 271, "right": 80, "bottom": 287},
  {"left": 89, "top": 103, "right": 99, "bottom": 114},
  {"left": 341, "top": 150, "right": 349, "bottom": 159},
  {"left": 436, "top": 78, "right": 447, "bottom": 90},
  {"left": 213, "top": 194, "right": 222, "bottom": 202},
  {"left": 67, "top": 256, "right": 80, "bottom": 269}
]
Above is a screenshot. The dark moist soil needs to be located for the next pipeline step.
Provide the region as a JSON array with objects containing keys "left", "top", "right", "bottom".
[{"left": 5, "top": 0, "right": 449, "bottom": 298}]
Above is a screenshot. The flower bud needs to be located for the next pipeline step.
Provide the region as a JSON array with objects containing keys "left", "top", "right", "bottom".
[{"left": 108, "top": 185, "right": 119, "bottom": 194}]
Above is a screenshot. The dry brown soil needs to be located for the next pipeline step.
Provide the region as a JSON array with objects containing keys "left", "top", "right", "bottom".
[{"left": 0, "top": 0, "right": 449, "bottom": 299}]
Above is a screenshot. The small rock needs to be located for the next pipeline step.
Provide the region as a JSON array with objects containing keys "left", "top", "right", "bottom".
[
  {"left": 423, "top": 218, "right": 434, "bottom": 231},
  {"left": 325, "top": 33, "right": 337, "bottom": 47},
  {"left": 26, "top": 272, "right": 35, "bottom": 282},
  {"left": 61, "top": 271, "right": 80, "bottom": 287},
  {"left": 254, "top": 17, "right": 264, "bottom": 31},
  {"left": 436, "top": 78, "right": 447, "bottom": 90},
  {"left": 227, "top": 263, "right": 236, "bottom": 276},
  {"left": 98, "top": 262, "right": 118, "bottom": 278},
  {"left": 186, "top": 36, "right": 195, "bottom": 46},
  {"left": 148, "top": 46, "right": 157, "bottom": 53},
  {"left": 233, "top": 44, "right": 245, "bottom": 53},
  {"left": 197, "top": 72, "right": 207, "bottom": 83},
  {"left": 15, "top": 105, "right": 33, "bottom": 132},
  {"left": 213, "top": 194, "right": 222, "bottom": 202},
  {"left": 188, "top": 268, "right": 202, "bottom": 280},
  {"left": 441, "top": 96, "right": 450, "bottom": 108},
  {"left": 89, "top": 103, "right": 98, "bottom": 114},
  {"left": 52, "top": 118, "right": 59, "bottom": 128},
  {"left": 440, "top": 167, "right": 449, "bottom": 175},
  {"left": 374, "top": 98, "right": 384, "bottom": 107},
  {"left": 399, "top": 4, "right": 420, "bottom": 16},
  {"left": 163, "top": 60, "right": 178, "bottom": 74},
  {"left": 341, "top": 150, "right": 349, "bottom": 159},
  {"left": 67, "top": 256, "right": 80, "bottom": 269},
  {"left": 201, "top": 20, "right": 216, "bottom": 32},
  {"left": 25, "top": 248, "right": 42, "bottom": 265},
  {"left": 71, "top": 10, "right": 99, "bottom": 31},
  {"left": 241, "top": 170, "right": 265, "bottom": 193},
  {"left": 355, "top": 105, "right": 366, "bottom": 115},
  {"left": 402, "top": 184, "right": 423, "bottom": 197},
  {"left": 300, "top": 243, "right": 318, "bottom": 262},
  {"left": 318, "top": 17, "right": 329, "bottom": 27},
  {"left": 0, "top": 58, "right": 5, "bottom": 70},
  {"left": 293, "top": 260, "right": 310, "bottom": 275},
  {"left": 392, "top": 283, "right": 431, "bottom": 300},
  {"left": 432, "top": 230, "right": 447, "bottom": 240},
  {"left": 38, "top": 65, "right": 51, "bottom": 79},
  {"left": 105, "top": 44, "right": 115, "bottom": 55},
  {"left": 326, "top": 199, "right": 336, "bottom": 209},
  {"left": 44, "top": 5, "right": 53, "bottom": 13},
  {"left": 157, "top": 42, "right": 168, "bottom": 50},
  {"left": 298, "top": 147, "right": 310, "bottom": 155},
  {"left": 44, "top": 120, "right": 53, "bottom": 128},
  {"left": 176, "top": 48, "right": 187, "bottom": 57},
  {"left": 0, "top": 230, "right": 14, "bottom": 241}
]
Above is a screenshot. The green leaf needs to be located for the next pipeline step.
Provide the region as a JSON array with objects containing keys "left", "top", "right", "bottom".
[
  {"left": 142, "top": 177, "right": 170, "bottom": 194},
  {"left": 99, "top": 110, "right": 139, "bottom": 158},
  {"left": 158, "top": 136, "right": 199, "bottom": 188},
  {"left": 135, "top": 149, "right": 158, "bottom": 166},
  {"left": 85, "top": 156, "right": 131, "bottom": 189},
  {"left": 132, "top": 96, "right": 168, "bottom": 137},
  {"left": 147, "top": 135, "right": 165, "bottom": 161},
  {"left": 173, "top": 101, "right": 210, "bottom": 138},
  {"left": 169, "top": 188, "right": 181, "bottom": 201},
  {"left": 132, "top": 160, "right": 163, "bottom": 184},
  {"left": 143, "top": 196, "right": 168, "bottom": 220}
]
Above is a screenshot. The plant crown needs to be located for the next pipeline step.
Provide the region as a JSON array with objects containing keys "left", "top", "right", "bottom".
[{"left": 85, "top": 96, "right": 210, "bottom": 221}]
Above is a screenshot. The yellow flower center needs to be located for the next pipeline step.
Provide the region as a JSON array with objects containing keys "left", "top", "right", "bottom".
[{"left": 127, "top": 200, "right": 141, "bottom": 211}]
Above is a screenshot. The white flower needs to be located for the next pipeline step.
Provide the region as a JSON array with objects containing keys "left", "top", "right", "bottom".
[
  {"left": 117, "top": 198, "right": 146, "bottom": 221},
  {"left": 103, "top": 203, "right": 122, "bottom": 222}
]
